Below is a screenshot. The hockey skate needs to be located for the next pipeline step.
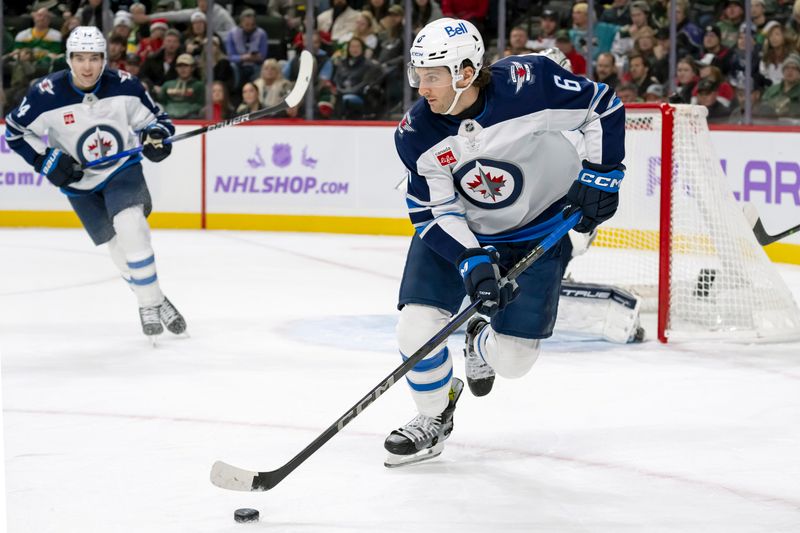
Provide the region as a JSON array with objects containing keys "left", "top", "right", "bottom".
[
  {"left": 139, "top": 304, "right": 163, "bottom": 338},
  {"left": 384, "top": 377, "right": 464, "bottom": 468},
  {"left": 464, "top": 317, "right": 495, "bottom": 397},
  {"left": 159, "top": 297, "right": 187, "bottom": 335}
]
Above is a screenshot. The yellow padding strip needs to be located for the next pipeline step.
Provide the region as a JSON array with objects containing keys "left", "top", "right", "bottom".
[
  {"left": 0, "top": 210, "right": 200, "bottom": 229},
  {"left": 206, "top": 213, "right": 414, "bottom": 236},
  {"left": 764, "top": 242, "right": 800, "bottom": 264}
]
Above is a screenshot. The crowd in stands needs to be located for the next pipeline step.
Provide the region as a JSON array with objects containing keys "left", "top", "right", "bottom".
[{"left": 4, "top": 0, "right": 800, "bottom": 122}]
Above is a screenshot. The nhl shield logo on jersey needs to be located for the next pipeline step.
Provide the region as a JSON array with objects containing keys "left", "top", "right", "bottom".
[
  {"left": 77, "top": 126, "right": 125, "bottom": 169},
  {"left": 509, "top": 61, "right": 535, "bottom": 94},
  {"left": 454, "top": 159, "right": 524, "bottom": 209}
]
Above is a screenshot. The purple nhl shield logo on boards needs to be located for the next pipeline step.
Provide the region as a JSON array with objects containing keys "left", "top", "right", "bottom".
[{"left": 272, "top": 143, "right": 292, "bottom": 168}]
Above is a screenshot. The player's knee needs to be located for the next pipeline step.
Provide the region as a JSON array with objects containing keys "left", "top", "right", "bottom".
[
  {"left": 490, "top": 333, "right": 540, "bottom": 379},
  {"left": 397, "top": 304, "right": 450, "bottom": 356},
  {"left": 112, "top": 205, "right": 148, "bottom": 235}
]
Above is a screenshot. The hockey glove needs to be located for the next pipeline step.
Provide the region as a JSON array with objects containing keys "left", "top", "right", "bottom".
[
  {"left": 563, "top": 160, "right": 624, "bottom": 233},
  {"left": 458, "top": 247, "right": 520, "bottom": 317},
  {"left": 33, "top": 148, "right": 84, "bottom": 188},
  {"left": 140, "top": 123, "right": 173, "bottom": 163}
]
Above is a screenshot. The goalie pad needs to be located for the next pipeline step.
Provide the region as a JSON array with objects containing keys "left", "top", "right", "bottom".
[{"left": 556, "top": 280, "right": 643, "bottom": 343}]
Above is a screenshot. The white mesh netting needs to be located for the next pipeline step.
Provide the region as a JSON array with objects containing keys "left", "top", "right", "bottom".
[{"left": 565, "top": 104, "right": 800, "bottom": 342}]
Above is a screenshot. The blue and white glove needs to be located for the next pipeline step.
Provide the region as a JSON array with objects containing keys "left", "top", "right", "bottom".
[
  {"left": 33, "top": 148, "right": 84, "bottom": 187},
  {"left": 139, "top": 123, "right": 173, "bottom": 163},
  {"left": 458, "top": 246, "right": 520, "bottom": 317},
  {"left": 563, "top": 160, "right": 625, "bottom": 233}
]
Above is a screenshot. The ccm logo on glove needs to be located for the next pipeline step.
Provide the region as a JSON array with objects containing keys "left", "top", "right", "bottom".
[{"left": 578, "top": 169, "right": 624, "bottom": 192}]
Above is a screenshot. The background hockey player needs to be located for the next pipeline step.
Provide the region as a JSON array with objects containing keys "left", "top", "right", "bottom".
[
  {"left": 4, "top": 26, "right": 186, "bottom": 341},
  {"left": 386, "top": 18, "right": 626, "bottom": 467}
]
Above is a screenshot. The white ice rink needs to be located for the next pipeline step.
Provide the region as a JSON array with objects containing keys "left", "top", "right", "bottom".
[{"left": 1, "top": 228, "right": 799, "bottom": 533}]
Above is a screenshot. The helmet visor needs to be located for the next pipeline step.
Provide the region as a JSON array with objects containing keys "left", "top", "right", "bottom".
[{"left": 407, "top": 63, "right": 456, "bottom": 89}]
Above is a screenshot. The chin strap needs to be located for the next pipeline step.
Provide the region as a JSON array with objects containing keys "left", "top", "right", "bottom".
[{"left": 443, "top": 71, "right": 476, "bottom": 115}]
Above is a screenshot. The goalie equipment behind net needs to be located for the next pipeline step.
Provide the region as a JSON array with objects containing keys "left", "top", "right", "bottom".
[{"left": 564, "top": 104, "right": 800, "bottom": 343}]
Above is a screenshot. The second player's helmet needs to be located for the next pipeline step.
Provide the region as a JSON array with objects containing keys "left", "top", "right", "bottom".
[
  {"left": 536, "top": 47, "right": 573, "bottom": 73},
  {"left": 66, "top": 26, "right": 107, "bottom": 72},
  {"left": 408, "top": 18, "right": 485, "bottom": 114}
]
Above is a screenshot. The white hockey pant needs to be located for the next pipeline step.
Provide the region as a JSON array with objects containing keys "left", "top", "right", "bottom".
[
  {"left": 107, "top": 205, "right": 164, "bottom": 307},
  {"left": 472, "top": 326, "right": 541, "bottom": 379},
  {"left": 397, "top": 304, "right": 453, "bottom": 417}
]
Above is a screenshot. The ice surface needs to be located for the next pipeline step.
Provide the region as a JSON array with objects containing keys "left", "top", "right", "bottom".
[{"left": 2, "top": 229, "right": 799, "bottom": 532}]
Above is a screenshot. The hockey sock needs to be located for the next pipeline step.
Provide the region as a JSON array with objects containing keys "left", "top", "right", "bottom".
[
  {"left": 112, "top": 205, "right": 164, "bottom": 307},
  {"left": 106, "top": 236, "right": 131, "bottom": 283}
]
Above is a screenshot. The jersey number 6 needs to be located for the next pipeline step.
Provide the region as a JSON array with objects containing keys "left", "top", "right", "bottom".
[{"left": 553, "top": 75, "right": 581, "bottom": 92}]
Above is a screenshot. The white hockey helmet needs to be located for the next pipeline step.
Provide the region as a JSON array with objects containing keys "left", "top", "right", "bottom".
[
  {"left": 66, "top": 26, "right": 107, "bottom": 73},
  {"left": 535, "top": 47, "right": 573, "bottom": 73},
  {"left": 408, "top": 18, "right": 485, "bottom": 114}
]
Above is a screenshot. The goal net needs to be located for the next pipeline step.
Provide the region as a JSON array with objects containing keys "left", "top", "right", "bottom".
[{"left": 564, "top": 104, "right": 800, "bottom": 342}]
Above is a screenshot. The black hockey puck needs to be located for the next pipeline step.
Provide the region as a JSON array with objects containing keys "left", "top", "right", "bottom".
[{"left": 234, "top": 508, "right": 259, "bottom": 523}]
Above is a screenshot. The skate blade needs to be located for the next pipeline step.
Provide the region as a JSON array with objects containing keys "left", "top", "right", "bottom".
[
  {"left": 148, "top": 336, "right": 158, "bottom": 348},
  {"left": 384, "top": 442, "right": 444, "bottom": 468}
]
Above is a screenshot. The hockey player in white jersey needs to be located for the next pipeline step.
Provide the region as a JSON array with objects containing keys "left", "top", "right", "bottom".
[
  {"left": 385, "top": 19, "right": 626, "bottom": 467},
  {"left": 4, "top": 27, "right": 186, "bottom": 340}
]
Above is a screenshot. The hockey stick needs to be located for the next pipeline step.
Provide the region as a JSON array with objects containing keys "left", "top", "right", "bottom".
[
  {"left": 209, "top": 210, "right": 582, "bottom": 492},
  {"left": 84, "top": 50, "right": 315, "bottom": 169},
  {"left": 743, "top": 203, "right": 800, "bottom": 246}
]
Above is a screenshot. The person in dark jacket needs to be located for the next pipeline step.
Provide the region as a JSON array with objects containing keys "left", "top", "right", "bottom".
[{"left": 333, "top": 36, "right": 383, "bottom": 118}]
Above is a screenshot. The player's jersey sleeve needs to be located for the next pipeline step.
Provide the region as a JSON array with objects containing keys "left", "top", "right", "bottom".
[
  {"left": 496, "top": 55, "right": 625, "bottom": 168},
  {"left": 119, "top": 71, "right": 175, "bottom": 135},
  {"left": 395, "top": 109, "right": 480, "bottom": 264},
  {"left": 4, "top": 80, "right": 57, "bottom": 166}
]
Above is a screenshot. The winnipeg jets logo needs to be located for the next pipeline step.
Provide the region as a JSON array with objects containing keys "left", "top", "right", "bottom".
[
  {"left": 467, "top": 164, "right": 506, "bottom": 201},
  {"left": 397, "top": 112, "right": 415, "bottom": 136},
  {"left": 118, "top": 70, "right": 133, "bottom": 83},
  {"left": 509, "top": 61, "right": 534, "bottom": 94},
  {"left": 454, "top": 159, "right": 524, "bottom": 210},
  {"left": 37, "top": 78, "right": 55, "bottom": 95},
  {"left": 76, "top": 125, "right": 125, "bottom": 169}
]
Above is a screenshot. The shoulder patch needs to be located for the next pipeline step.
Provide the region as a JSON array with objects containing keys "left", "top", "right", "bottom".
[
  {"left": 37, "top": 78, "right": 55, "bottom": 96},
  {"left": 397, "top": 112, "right": 415, "bottom": 135},
  {"left": 508, "top": 60, "right": 535, "bottom": 94}
]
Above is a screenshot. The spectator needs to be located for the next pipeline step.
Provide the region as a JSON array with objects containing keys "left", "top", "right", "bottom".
[
  {"left": 788, "top": 0, "right": 800, "bottom": 42},
  {"left": 749, "top": 0, "right": 770, "bottom": 40},
  {"left": 701, "top": 24, "right": 735, "bottom": 75},
  {"left": 111, "top": 11, "right": 137, "bottom": 54},
  {"left": 184, "top": 12, "right": 210, "bottom": 57},
  {"left": 691, "top": 0, "right": 719, "bottom": 28},
  {"left": 159, "top": 53, "right": 205, "bottom": 119},
  {"left": 570, "top": 2, "right": 620, "bottom": 60},
  {"left": 7, "top": 48, "right": 38, "bottom": 109},
  {"left": 236, "top": 82, "right": 261, "bottom": 115},
  {"left": 674, "top": 0, "right": 703, "bottom": 59},
  {"left": 133, "top": 0, "right": 236, "bottom": 40},
  {"left": 140, "top": 28, "right": 183, "bottom": 95},
  {"left": 129, "top": 2, "right": 149, "bottom": 42},
  {"left": 595, "top": 52, "right": 620, "bottom": 89},
  {"left": 366, "top": 0, "right": 389, "bottom": 23},
  {"left": 198, "top": 35, "right": 236, "bottom": 99},
  {"left": 412, "top": 0, "right": 443, "bottom": 34},
  {"left": 341, "top": 11, "right": 380, "bottom": 57},
  {"left": 730, "top": 23, "right": 762, "bottom": 81},
  {"left": 123, "top": 52, "right": 142, "bottom": 77},
  {"left": 376, "top": 5, "right": 405, "bottom": 109},
  {"left": 555, "top": 30, "right": 587, "bottom": 76},
  {"left": 333, "top": 37, "right": 383, "bottom": 118},
  {"left": 206, "top": 80, "right": 236, "bottom": 121},
  {"left": 610, "top": 1, "right": 652, "bottom": 65},
  {"left": 649, "top": 27, "right": 671, "bottom": 82},
  {"left": 76, "top": 0, "right": 113, "bottom": 34},
  {"left": 694, "top": 64, "right": 735, "bottom": 107},
  {"left": 644, "top": 83, "right": 665, "bottom": 102},
  {"left": 505, "top": 26, "right": 533, "bottom": 57},
  {"left": 440, "top": 0, "right": 489, "bottom": 32},
  {"left": 225, "top": 8, "right": 268, "bottom": 86},
  {"left": 696, "top": 77, "right": 732, "bottom": 123},
  {"left": 60, "top": 14, "right": 80, "bottom": 43},
  {"left": 530, "top": 9, "right": 559, "bottom": 52},
  {"left": 137, "top": 19, "right": 168, "bottom": 61},
  {"left": 318, "top": 0, "right": 361, "bottom": 44},
  {"left": 624, "top": 53, "right": 659, "bottom": 97},
  {"left": 718, "top": 0, "right": 746, "bottom": 49},
  {"left": 670, "top": 56, "right": 699, "bottom": 104},
  {"left": 760, "top": 21, "right": 794, "bottom": 85},
  {"left": 107, "top": 34, "right": 128, "bottom": 70},
  {"left": 729, "top": 72, "right": 769, "bottom": 122},
  {"left": 633, "top": 26, "right": 657, "bottom": 64},
  {"left": 760, "top": 53, "right": 800, "bottom": 116},
  {"left": 600, "top": 0, "right": 632, "bottom": 26},
  {"left": 254, "top": 58, "right": 292, "bottom": 107},
  {"left": 13, "top": 7, "right": 63, "bottom": 69},
  {"left": 616, "top": 81, "right": 640, "bottom": 102}
]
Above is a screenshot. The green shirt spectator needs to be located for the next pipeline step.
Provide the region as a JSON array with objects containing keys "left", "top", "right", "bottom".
[
  {"left": 761, "top": 54, "right": 800, "bottom": 117},
  {"left": 158, "top": 53, "right": 205, "bottom": 119},
  {"left": 14, "top": 8, "right": 63, "bottom": 63}
]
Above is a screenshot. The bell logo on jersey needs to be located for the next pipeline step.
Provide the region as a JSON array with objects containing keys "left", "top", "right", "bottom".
[
  {"left": 509, "top": 61, "right": 535, "bottom": 94},
  {"left": 435, "top": 148, "right": 456, "bottom": 166},
  {"left": 453, "top": 159, "right": 524, "bottom": 209}
]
